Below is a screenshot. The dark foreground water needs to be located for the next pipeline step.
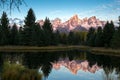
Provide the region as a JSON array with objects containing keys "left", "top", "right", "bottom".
[{"left": 0, "top": 50, "right": 120, "bottom": 80}]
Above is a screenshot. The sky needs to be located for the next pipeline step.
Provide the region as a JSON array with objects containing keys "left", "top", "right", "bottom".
[{"left": 0, "top": 0, "right": 120, "bottom": 22}]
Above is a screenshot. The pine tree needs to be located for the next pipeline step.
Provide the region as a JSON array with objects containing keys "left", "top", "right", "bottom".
[
  {"left": 0, "top": 12, "right": 10, "bottom": 45},
  {"left": 103, "top": 21, "right": 115, "bottom": 47},
  {"left": 24, "top": 8, "right": 36, "bottom": 27},
  {"left": 86, "top": 27, "right": 96, "bottom": 46},
  {"left": 30, "top": 23, "right": 43, "bottom": 46},
  {"left": 74, "top": 32, "right": 82, "bottom": 45},
  {"left": 43, "top": 18, "right": 53, "bottom": 33},
  {"left": 95, "top": 27, "right": 104, "bottom": 47},
  {"left": 18, "top": 27, "right": 24, "bottom": 45},
  {"left": 68, "top": 31, "right": 74, "bottom": 45},
  {"left": 0, "top": 25, "right": 2, "bottom": 40},
  {"left": 42, "top": 17, "right": 53, "bottom": 45},
  {"left": 52, "top": 30, "right": 60, "bottom": 45},
  {"left": 109, "top": 20, "right": 115, "bottom": 36},
  {"left": 111, "top": 16, "right": 120, "bottom": 48},
  {"left": 23, "top": 8, "right": 36, "bottom": 45},
  {"left": 10, "top": 23, "right": 19, "bottom": 45},
  {"left": 60, "top": 33, "right": 68, "bottom": 45},
  {"left": 36, "top": 24, "right": 43, "bottom": 46}
]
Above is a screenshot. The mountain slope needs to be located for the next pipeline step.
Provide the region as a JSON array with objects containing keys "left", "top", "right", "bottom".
[
  {"left": 38, "top": 15, "right": 105, "bottom": 32},
  {"left": 9, "top": 15, "right": 105, "bottom": 32}
]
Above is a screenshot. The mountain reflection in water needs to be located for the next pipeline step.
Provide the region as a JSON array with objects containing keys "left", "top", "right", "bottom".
[
  {"left": 51, "top": 58, "right": 100, "bottom": 74},
  {"left": 0, "top": 50, "right": 120, "bottom": 80},
  {"left": 48, "top": 57, "right": 120, "bottom": 80}
]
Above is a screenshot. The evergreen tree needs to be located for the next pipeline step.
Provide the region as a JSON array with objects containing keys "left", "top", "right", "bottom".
[
  {"left": 0, "top": 12, "right": 10, "bottom": 45},
  {"left": 0, "top": 25, "right": 2, "bottom": 40},
  {"left": 23, "top": 8, "right": 36, "bottom": 45},
  {"left": 42, "top": 18, "right": 53, "bottom": 45},
  {"left": 111, "top": 16, "right": 120, "bottom": 48},
  {"left": 43, "top": 18, "right": 53, "bottom": 33},
  {"left": 60, "top": 33, "right": 68, "bottom": 45},
  {"left": 10, "top": 23, "right": 19, "bottom": 45},
  {"left": 18, "top": 27, "right": 24, "bottom": 45},
  {"left": 74, "top": 32, "right": 82, "bottom": 45},
  {"left": 36, "top": 24, "right": 43, "bottom": 46},
  {"left": 30, "top": 23, "right": 43, "bottom": 46},
  {"left": 73, "top": 31, "right": 87, "bottom": 45},
  {"left": 95, "top": 27, "right": 104, "bottom": 47},
  {"left": 68, "top": 31, "right": 74, "bottom": 45},
  {"left": 103, "top": 21, "right": 109, "bottom": 47},
  {"left": 103, "top": 21, "right": 115, "bottom": 47},
  {"left": 24, "top": 8, "right": 36, "bottom": 27},
  {"left": 109, "top": 20, "right": 115, "bottom": 36},
  {"left": 80, "top": 31, "right": 87, "bottom": 45},
  {"left": 52, "top": 30, "right": 60, "bottom": 45},
  {"left": 86, "top": 27, "right": 96, "bottom": 46}
]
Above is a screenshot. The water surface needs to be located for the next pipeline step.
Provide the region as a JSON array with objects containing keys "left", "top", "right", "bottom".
[{"left": 0, "top": 50, "right": 120, "bottom": 80}]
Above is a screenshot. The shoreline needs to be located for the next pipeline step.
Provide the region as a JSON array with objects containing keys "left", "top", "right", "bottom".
[
  {"left": 90, "top": 47, "right": 120, "bottom": 56},
  {"left": 0, "top": 46, "right": 120, "bottom": 56},
  {"left": 0, "top": 46, "right": 89, "bottom": 52}
]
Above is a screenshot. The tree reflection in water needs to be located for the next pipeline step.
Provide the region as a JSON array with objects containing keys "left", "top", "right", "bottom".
[
  {"left": 0, "top": 50, "right": 120, "bottom": 80},
  {"left": 87, "top": 52, "right": 120, "bottom": 80}
]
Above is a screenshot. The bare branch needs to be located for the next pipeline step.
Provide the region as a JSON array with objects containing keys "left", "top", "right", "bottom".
[{"left": 0, "top": 0, "right": 27, "bottom": 14}]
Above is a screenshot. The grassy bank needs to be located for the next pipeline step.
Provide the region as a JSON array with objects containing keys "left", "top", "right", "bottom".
[
  {"left": 1, "top": 61, "right": 42, "bottom": 80},
  {"left": 91, "top": 47, "right": 120, "bottom": 56},
  {"left": 0, "top": 46, "right": 120, "bottom": 56},
  {"left": 0, "top": 46, "right": 89, "bottom": 52}
]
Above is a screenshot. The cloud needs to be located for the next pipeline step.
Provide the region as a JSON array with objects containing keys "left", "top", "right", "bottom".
[
  {"left": 48, "top": 0, "right": 120, "bottom": 21},
  {"left": 116, "top": 7, "right": 120, "bottom": 10},
  {"left": 100, "top": 5, "right": 108, "bottom": 9},
  {"left": 78, "top": 3, "right": 113, "bottom": 17},
  {"left": 116, "top": 0, "right": 120, "bottom": 3},
  {"left": 97, "top": 3, "right": 114, "bottom": 10},
  {"left": 77, "top": 0, "right": 120, "bottom": 21}
]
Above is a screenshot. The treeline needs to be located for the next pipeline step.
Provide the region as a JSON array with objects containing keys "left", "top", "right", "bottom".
[
  {"left": 86, "top": 20, "right": 120, "bottom": 48},
  {"left": 0, "top": 8, "right": 87, "bottom": 46},
  {"left": 0, "top": 8, "right": 120, "bottom": 48}
]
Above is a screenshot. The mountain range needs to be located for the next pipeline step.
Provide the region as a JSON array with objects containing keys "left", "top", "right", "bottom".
[
  {"left": 9, "top": 15, "right": 106, "bottom": 32},
  {"left": 9, "top": 18, "right": 24, "bottom": 27},
  {"left": 37, "top": 15, "right": 105, "bottom": 32}
]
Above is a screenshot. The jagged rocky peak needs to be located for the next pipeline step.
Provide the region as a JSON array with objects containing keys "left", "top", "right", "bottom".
[
  {"left": 51, "top": 18, "right": 62, "bottom": 30},
  {"left": 67, "top": 14, "right": 82, "bottom": 29},
  {"left": 83, "top": 17, "right": 88, "bottom": 22},
  {"left": 9, "top": 15, "right": 105, "bottom": 33},
  {"left": 90, "top": 16, "right": 96, "bottom": 19},
  {"left": 51, "top": 18, "right": 61, "bottom": 25},
  {"left": 70, "top": 14, "right": 79, "bottom": 21},
  {"left": 37, "top": 20, "right": 44, "bottom": 26},
  {"left": 88, "top": 16, "right": 97, "bottom": 22},
  {"left": 36, "top": 15, "right": 106, "bottom": 32}
]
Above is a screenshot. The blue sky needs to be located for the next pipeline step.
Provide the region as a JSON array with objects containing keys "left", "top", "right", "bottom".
[{"left": 0, "top": 0, "right": 120, "bottom": 22}]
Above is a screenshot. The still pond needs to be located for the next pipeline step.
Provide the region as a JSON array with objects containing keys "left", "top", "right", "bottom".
[{"left": 0, "top": 50, "right": 120, "bottom": 80}]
